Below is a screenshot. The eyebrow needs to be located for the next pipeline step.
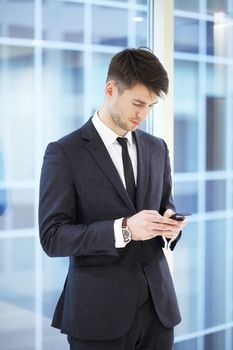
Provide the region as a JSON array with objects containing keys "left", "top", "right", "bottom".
[{"left": 132, "top": 99, "right": 158, "bottom": 106}]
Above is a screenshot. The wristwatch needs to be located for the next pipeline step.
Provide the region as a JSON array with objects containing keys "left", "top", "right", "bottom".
[{"left": 122, "top": 217, "right": 132, "bottom": 244}]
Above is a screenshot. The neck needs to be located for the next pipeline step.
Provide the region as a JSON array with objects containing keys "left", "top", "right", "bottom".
[{"left": 97, "top": 105, "right": 127, "bottom": 137}]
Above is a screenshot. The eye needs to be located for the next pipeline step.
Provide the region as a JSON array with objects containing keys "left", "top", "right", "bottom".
[{"left": 133, "top": 102, "right": 141, "bottom": 107}]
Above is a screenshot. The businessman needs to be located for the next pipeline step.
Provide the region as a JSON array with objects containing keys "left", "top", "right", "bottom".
[{"left": 39, "top": 48, "right": 187, "bottom": 350}]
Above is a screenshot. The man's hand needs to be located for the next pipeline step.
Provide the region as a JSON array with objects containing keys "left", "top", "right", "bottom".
[{"left": 127, "top": 209, "right": 187, "bottom": 241}]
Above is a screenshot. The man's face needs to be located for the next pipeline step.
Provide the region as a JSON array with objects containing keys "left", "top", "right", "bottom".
[{"left": 106, "top": 81, "right": 159, "bottom": 136}]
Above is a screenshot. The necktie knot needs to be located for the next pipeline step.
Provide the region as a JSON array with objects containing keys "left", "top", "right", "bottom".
[{"left": 117, "top": 137, "right": 128, "bottom": 149}]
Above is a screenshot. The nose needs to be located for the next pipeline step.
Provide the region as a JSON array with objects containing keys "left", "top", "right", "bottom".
[{"left": 136, "top": 107, "right": 150, "bottom": 120}]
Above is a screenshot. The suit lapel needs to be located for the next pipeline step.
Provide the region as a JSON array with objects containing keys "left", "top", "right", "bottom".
[
  {"left": 82, "top": 120, "right": 136, "bottom": 213},
  {"left": 134, "top": 130, "right": 149, "bottom": 211}
]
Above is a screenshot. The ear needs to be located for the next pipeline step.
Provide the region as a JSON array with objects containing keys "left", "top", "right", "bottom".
[{"left": 105, "top": 80, "right": 116, "bottom": 98}]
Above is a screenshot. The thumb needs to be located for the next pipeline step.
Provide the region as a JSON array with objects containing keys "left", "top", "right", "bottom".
[{"left": 163, "top": 208, "right": 175, "bottom": 218}]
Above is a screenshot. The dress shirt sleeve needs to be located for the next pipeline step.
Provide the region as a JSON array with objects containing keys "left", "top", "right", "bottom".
[{"left": 114, "top": 218, "right": 127, "bottom": 248}]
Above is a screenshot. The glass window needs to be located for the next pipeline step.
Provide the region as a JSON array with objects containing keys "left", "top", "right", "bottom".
[
  {"left": 173, "top": 222, "right": 200, "bottom": 335},
  {"left": 91, "top": 52, "right": 112, "bottom": 114},
  {"left": 207, "top": 0, "right": 228, "bottom": 14},
  {"left": 42, "top": 49, "right": 84, "bottom": 145},
  {"left": 174, "top": 17, "right": 199, "bottom": 53},
  {"left": 207, "top": 13, "right": 233, "bottom": 57},
  {"left": 205, "top": 180, "right": 226, "bottom": 212},
  {"left": 174, "top": 338, "right": 197, "bottom": 350},
  {"left": 0, "top": 1, "right": 34, "bottom": 39},
  {"left": 92, "top": 5, "right": 128, "bottom": 46},
  {"left": 132, "top": 10, "right": 148, "bottom": 47},
  {"left": 174, "top": 0, "right": 199, "bottom": 12},
  {"left": 0, "top": 188, "right": 34, "bottom": 230},
  {"left": 0, "top": 237, "right": 35, "bottom": 349},
  {"left": 205, "top": 220, "right": 226, "bottom": 328},
  {"left": 174, "top": 60, "right": 199, "bottom": 173},
  {"left": 174, "top": 181, "right": 198, "bottom": 214},
  {"left": 43, "top": 1, "right": 84, "bottom": 42},
  {"left": 206, "top": 64, "right": 227, "bottom": 171},
  {"left": 0, "top": 46, "right": 35, "bottom": 181}
]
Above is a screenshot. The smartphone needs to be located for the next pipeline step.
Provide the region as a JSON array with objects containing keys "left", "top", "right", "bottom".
[{"left": 170, "top": 212, "right": 192, "bottom": 221}]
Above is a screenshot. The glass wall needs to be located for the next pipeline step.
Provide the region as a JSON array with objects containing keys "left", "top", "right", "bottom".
[
  {"left": 173, "top": 0, "right": 233, "bottom": 349},
  {"left": 0, "top": 1, "right": 148, "bottom": 349}
]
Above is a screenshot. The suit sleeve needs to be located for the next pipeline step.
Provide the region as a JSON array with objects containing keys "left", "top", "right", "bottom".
[
  {"left": 38, "top": 142, "right": 118, "bottom": 258},
  {"left": 159, "top": 140, "right": 181, "bottom": 251}
]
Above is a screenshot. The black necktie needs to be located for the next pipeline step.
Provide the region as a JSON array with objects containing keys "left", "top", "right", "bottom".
[{"left": 117, "top": 137, "right": 136, "bottom": 206}]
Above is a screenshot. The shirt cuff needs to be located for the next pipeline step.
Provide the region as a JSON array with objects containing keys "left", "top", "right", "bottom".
[{"left": 114, "top": 218, "right": 127, "bottom": 248}]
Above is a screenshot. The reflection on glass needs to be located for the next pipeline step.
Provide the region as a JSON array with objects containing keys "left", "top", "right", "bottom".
[
  {"left": 174, "top": 222, "right": 199, "bottom": 335},
  {"left": 0, "top": 188, "right": 34, "bottom": 230},
  {"left": 43, "top": 1, "right": 84, "bottom": 42},
  {"left": 174, "top": 338, "right": 197, "bottom": 350},
  {"left": 206, "top": 96, "right": 226, "bottom": 170},
  {"left": 174, "top": 0, "right": 199, "bottom": 12},
  {"left": 0, "top": 46, "right": 35, "bottom": 181},
  {"left": 133, "top": 10, "right": 148, "bottom": 47},
  {"left": 42, "top": 50, "right": 84, "bottom": 144},
  {"left": 207, "top": 14, "right": 233, "bottom": 57},
  {"left": 0, "top": 1, "right": 34, "bottom": 39},
  {"left": 0, "top": 150, "right": 7, "bottom": 216},
  {"left": 174, "top": 181, "right": 198, "bottom": 214},
  {"left": 205, "top": 220, "right": 226, "bottom": 328},
  {"left": 205, "top": 180, "right": 226, "bottom": 212},
  {"left": 0, "top": 238, "right": 35, "bottom": 349},
  {"left": 91, "top": 52, "right": 112, "bottom": 114},
  {"left": 207, "top": 0, "right": 228, "bottom": 14},
  {"left": 206, "top": 64, "right": 227, "bottom": 170},
  {"left": 92, "top": 5, "right": 128, "bottom": 46},
  {"left": 174, "top": 60, "right": 198, "bottom": 173},
  {"left": 174, "top": 17, "right": 199, "bottom": 53},
  {"left": 204, "top": 330, "right": 226, "bottom": 350}
]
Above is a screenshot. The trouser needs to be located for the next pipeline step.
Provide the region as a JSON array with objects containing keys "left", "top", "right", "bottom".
[{"left": 67, "top": 294, "right": 174, "bottom": 350}]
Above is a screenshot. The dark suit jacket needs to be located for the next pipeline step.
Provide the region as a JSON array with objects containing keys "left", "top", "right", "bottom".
[{"left": 39, "top": 118, "right": 181, "bottom": 341}]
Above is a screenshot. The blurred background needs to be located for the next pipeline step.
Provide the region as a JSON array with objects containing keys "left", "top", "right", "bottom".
[{"left": 0, "top": 0, "right": 232, "bottom": 349}]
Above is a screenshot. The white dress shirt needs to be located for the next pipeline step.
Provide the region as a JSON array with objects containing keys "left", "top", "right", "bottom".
[{"left": 92, "top": 111, "right": 137, "bottom": 248}]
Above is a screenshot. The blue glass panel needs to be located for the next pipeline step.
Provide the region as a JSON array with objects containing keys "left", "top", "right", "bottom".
[
  {"left": 174, "top": 338, "right": 197, "bottom": 350},
  {"left": 173, "top": 222, "right": 199, "bottom": 335},
  {"left": 174, "top": 0, "right": 199, "bottom": 12},
  {"left": 205, "top": 180, "right": 226, "bottom": 212},
  {"left": 204, "top": 328, "right": 226, "bottom": 349},
  {"left": 206, "top": 64, "right": 227, "bottom": 170},
  {"left": 92, "top": 5, "right": 128, "bottom": 46},
  {"left": 43, "top": 1, "right": 84, "bottom": 42},
  {"left": 206, "top": 14, "right": 233, "bottom": 57},
  {"left": 205, "top": 219, "right": 226, "bottom": 327},
  {"left": 0, "top": 1, "right": 34, "bottom": 39},
  {"left": 174, "top": 17, "right": 199, "bottom": 53},
  {"left": 0, "top": 46, "right": 35, "bottom": 181},
  {"left": 174, "top": 60, "right": 199, "bottom": 173},
  {"left": 207, "top": 0, "right": 228, "bottom": 14},
  {"left": 174, "top": 181, "right": 198, "bottom": 214},
  {"left": 0, "top": 237, "right": 35, "bottom": 349},
  {"left": 0, "top": 188, "right": 34, "bottom": 230},
  {"left": 42, "top": 50, "right": 84, "bottom": 144}
]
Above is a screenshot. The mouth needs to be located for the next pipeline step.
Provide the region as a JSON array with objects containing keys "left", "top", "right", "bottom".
[{"left": 131, "top": 120, "right": 140, "bottom": 126}]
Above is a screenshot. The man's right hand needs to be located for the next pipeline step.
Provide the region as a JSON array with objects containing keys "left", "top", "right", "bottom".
[{"left": 127, "top": 210, "right": 186, "bottom": 241}]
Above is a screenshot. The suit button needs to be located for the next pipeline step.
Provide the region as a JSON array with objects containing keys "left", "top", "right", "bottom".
[{"left": 142, "top": 261, "right": 149, "bottom": 267}]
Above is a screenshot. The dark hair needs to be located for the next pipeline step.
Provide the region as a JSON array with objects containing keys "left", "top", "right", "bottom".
[{"left": 106, "top": 48, "right": 169, "bottom": 96}]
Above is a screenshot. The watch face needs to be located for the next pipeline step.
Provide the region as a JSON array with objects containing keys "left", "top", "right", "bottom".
[{"left": 122, "top": 228, "right": 131, "bottom": 243}]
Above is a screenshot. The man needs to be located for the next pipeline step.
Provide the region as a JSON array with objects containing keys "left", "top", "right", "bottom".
[{"left": 39, "top": 48, "right": 187, "bottom": 350}]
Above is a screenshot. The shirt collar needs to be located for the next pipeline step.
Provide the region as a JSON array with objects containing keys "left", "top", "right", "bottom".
[{"left": 92, "top": 111, "right": 134, "bottom": 148}]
